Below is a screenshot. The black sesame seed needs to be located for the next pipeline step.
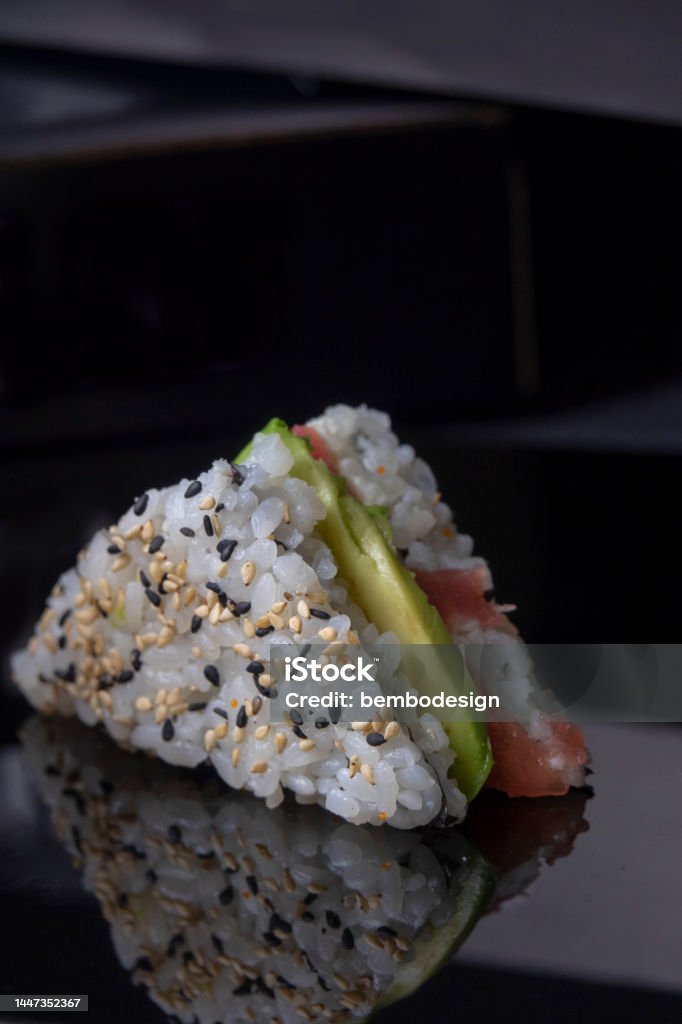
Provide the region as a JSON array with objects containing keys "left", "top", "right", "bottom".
[
  {"left": 218, "top": 590, "right": 228, "bottom": 607},
  {"left": 246, "top": 661, "right": 264, "bottom": 675},
  {"left": 139, "top": 569, "right": 151, "bottom": 588},
  {"left": 270, "top": 912, "right": 292, "bottom": 934},
  {"left": 377, "top": 925, "right": 397, "bottom": 938},
  {"left": 220, "top": 540, "right": 238, "bottom": 562},
  {"left": 168, "top": 824, "right": 182, "bottom": 844},
  {"left": 230, "top": 463, "right": 245, "bottom": 486},
  {"left": 162, "top": 719, "right": 174, "bottom": 741},
  {"left": 236, "top": 706, "right": 247, "bottom": 728},
  {"left": 315, "top": 718, "right": 329, "bottom": 729},
  {"left": 149, "top": 535, "right": 165, "bottom": 554},
  {"left": 135, "top": 956, "right": 153, "bottom": 972},
  {"left": 203, "top": 515, "right": 214, "bottom": 537},
  {"left": 213, "top": 707, "right": 228, "bottom": 720},
  {"left": 246, "top": 875, "right": 258, "bottom": 895},
  {"left": 182, "top": 951, "right": 195, "bottom": 966},
  {"left": 215, "top": 502, "right": 225, "bottom": 513},
  {"left": 293, "top": 725, "right": 306, "bottom": 739},
  {"left": 325, "top": 910, "right": 341, "bottom": 929},
  {"left": 275, "top": 539, "right": 289, "bottom": 550},
  {"left": 206, "top": 581, "right": 222, "bottom": 594},
  {"left": 55, "top": 663, "right": 76, "bottom": 683},
  {"left": 263, "top": 931, "right": 282, "bottom": 947},
  {"left": 58, "top": 635, "right": 66, "bottom": 649},
  {"left": 188, "top": 702, "right": 207, "bottom": 712},
  {"left": 131, "top": 649, "right": 142, "bottom": 672},
  {"left": 58, "top": 609, "right": 72, "bottom": 627},
  {"left": 211, "top": 935, "right": 224, "bottom": 954},
  {"left": 219, "top": 885, "right": 234, "bottom": 906},
  {"left": 145, "top": 588, "right": 161, "bottom": 607},
  {"left": 255, "top": 625, "right": 274, "bottom": 638},
  {"left": 341, "top": 928, "right": 355, "bottom": 949},
  {"left": 117, "top": 670, "right": 134, "bottom": 683},
  {"left": 184, "top": 481, "right": 202, "bottom": 499},
  {"left": 203, "top": 665, "right": 220, "bottom": 687},
  {"left": 133, "top": 493, "right": 149, "bottom": 516},
  {"left": 107, "top": 543, "right": 121, "bottom": 555},
  {"left": 290, "top": 708, "right": 303, "bottom": 725},
  {"left": 329, "top": 706, "right": 342, "bottom": 724},
  {"left": 301, "top": 911, "right": 315, "bottom": 923},
  {"left": 367, "top": 732, "right": 386, "bottom": 746},
  {"left": 146, "top": 868, "right": 158, "bottom": 883},
  {"left": 98, "top": 673, "right": 113, "bottom": 689},
  {"left": 303, "top": 892, "right": 318, "bottom": 905},
  {"left": 255, "top": 680, "right": 277, "bottom": 698},
  {"left": 233, "top": 600, "right": 251, "bottom": 616},
  {"left": 300, "top": 644, "right": 312, "bottom": 657},
  {"left": 180, "top": 526, "right": 195, "bottom": 538},
  {"left": 310, "top": 608, "right": 331, "bottom": 620},
  {"left": 191, "top": 614, "right": 202, "bottom": 634},
  {"left": 167, "top": 934, "right": 183, "bottom": 957},
  {"left": 233, "top": 980, "right": 252, "bottom": 997}
]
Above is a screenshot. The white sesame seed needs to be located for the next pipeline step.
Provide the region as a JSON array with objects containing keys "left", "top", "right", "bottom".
[{"left": 240, "top": 561, "right": 256, "bottom": 586}]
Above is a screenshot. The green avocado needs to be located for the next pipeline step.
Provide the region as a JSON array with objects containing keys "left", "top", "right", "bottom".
[{"left": 236, "top": 418, "right": 493, "bottom": 801}]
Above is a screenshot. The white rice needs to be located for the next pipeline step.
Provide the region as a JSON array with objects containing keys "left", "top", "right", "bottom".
[
  {"left": 22, "top": 715, "right": 484, "bottom": 1024},
  {"left": 12, "top": 430, "right": 465, "bottom": 828}
]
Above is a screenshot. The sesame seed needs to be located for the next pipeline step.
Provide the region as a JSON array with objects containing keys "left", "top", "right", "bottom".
[
  {"left": 289, "top": 615, "right": 302, "bottom": 634},
  {"left": 326, "top": 911, "right": 341, "bottom": 929},
  {"left": 162, "top": 719, "right": 174, "bottom": 742},
  {"left": 274, "top": 732, "right": 287, "bottom": 753},
  {"left": 184, "top": 481, "right": 202, "bottom": 498},
  {"left": 315, "top": 718, "right": 329, "bottom": 729},
  {"left": 168, "top": 824, "right": 182, "bottom": 844},
  {"left": 148, "top": 535, "right": 165, "bottom": 554},
  {"left": 246, "top": 661, "right": 264, "bottom": 676},
  {"left": 243, "top": 617, "right": 256, "bottom": 638},
  {"left": 203, "top": 665, "right": 220, "bottom": 687},
  {"left": 361, "top": 764, "right": 375, "bottom": 784},
  {"left": 254, "top": 724, "right": 270, "bottom": 740},
  {"left": 290, "top": 708, "right": 303, "bottom": 725},
  {"left": 191, "top": 615, "right": 202, "bottom": 633},
  {"left": 297, "top": 600, "right": 311, "bottom": 619},
  {"left": 232, "top": 748, "right": 240, "bottom": 767},
  {"left": 141, "top": 519, "right": 155, "bottom": 542},
  {"left": 198, "top": 496, "right": 216, "bottom": 510},
  {"left": 131, "top": 649, "right": 142, "bottom": 671},
  {"left": 180, "top": 526, "right": 195, "bottom": 538},
  {"left": 299, "top": 739, "right": 315, "bottom": 752},
  {"left": 268, "top": 612, "right": 285, "bottom": 630},
  {"left": 133, "top": 493, "right": 149, "bottom": 516},
  {"left": 204, "top": 729, "right": 217, "bottom": 752},
  {"left": 233, "top": 600, "right": 251, "bottom": 617},
  {"left": 250, "top": 761, "right": 268, "bottom": 774},
  {"left": 230, "top": 463, "right": 245, "bottom": 486},
  {"left": 367, "top": 732, "right": 386, "bottom": 746},
  {"left": 317, "top": 627, "right": 337, "bottom": 642},
  {"left": 188, "top": 702, "right": 207, "bottom": 712},
  {"left": 233, "top": 643, "right": 252, "bottom": 659},
  {"left": 341, "top": 929, "right": 355, "bottom": 950},
  {"left": 107, "top": 543, "right": 121, "bottom": 555},
  {"left": 233, "top": 726, "right": 246, "bottom": 743},
  {"left": 213, "top": 707, "right": 228, "bottom": 719},
  {"left": 145, "top": 588, "right": 161, "bottom": 607},
  {"left": 139, "top": 569, "right": 151, "bottom": 588},
  {"left": 111, "top": 553, "right": 131, "bottom": 572},
  {"left": 203, "top": 515, "right": 214, "bottom": 537},
  {"left": 117, "top": 670, "right": 134, "bottom": 683},
  {"left": 256, "top": 625, "right": 274, "bottom": 638},
  {"left": 384, "top": 721, "right": 400, "bottom": 740},
  {"left": 209, "top": 603, "right": 221, "bottom": 625},
  {"left": 218, "top": 539, "right": 238, "bottom": 562},
  {"left": 310, "top": 608, "right": 331, "bottom": 620},
  {"left": 236, "top": 706, "right": 247, "bottom": 728},
  {"left": 240, "top": 561, "right": 256, "bottom": 586},
  {"left": 219, "top": 885, "right": 234, "bottom": 905},
  {"left": 135, "top": 696, "right": 153, "bottom": 711}
]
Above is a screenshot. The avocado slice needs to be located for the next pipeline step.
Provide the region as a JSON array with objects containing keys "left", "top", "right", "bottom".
[
  {"left": 237, "top": 418, "right": 493, "bottom": 800},
  {"left": 375, "top": 842, "right": 496, "bottom": 1013}
]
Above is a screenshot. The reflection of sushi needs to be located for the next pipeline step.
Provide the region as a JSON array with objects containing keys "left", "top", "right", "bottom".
[
  {"left": 22, "top": 716, "right": 495, "bottom": 1023},
  {"left": 12, "top": 406, "right": 588, "bottom": 828},
  {"left": 22, "top": 716, "right": 589, "bottom": 1024}
]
